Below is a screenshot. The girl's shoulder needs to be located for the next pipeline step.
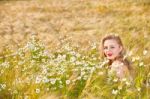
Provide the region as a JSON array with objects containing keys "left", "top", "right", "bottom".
[
  {"left": 111, "top": 60, "right": 125, "bottom": 69},
  {"left": 112, "top": 60, "right": 130, "bottom": 77},
  {"left": 112, "top": 60, "right": 128, "bottom": 69}
]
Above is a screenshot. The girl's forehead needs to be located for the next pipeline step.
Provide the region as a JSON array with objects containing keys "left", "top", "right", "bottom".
[{"left": 104, "top": 39, "right": 119, "bottom": 46}]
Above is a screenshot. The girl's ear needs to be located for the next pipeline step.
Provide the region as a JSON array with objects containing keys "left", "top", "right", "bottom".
[{"left": 119, "top": 46, "right": 123, "bottom": 52}]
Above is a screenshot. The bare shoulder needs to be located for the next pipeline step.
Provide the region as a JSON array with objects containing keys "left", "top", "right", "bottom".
[
  {"left": 112, "top": 60, "right": 131, "bottom": 79},
  {"left": 122, "top": 63, "right": 129, "bottom": 71},
  {"left": 118, "top": 62, "right": 129, "bottom": 72},
  {"left": 120, "top": 63, "right": 130, "bottom": 77},
  {"left": 112, "top": 60, "right": 125, "bottom": 68},
  {"left": 113, "top": 60, "right": 129, "bottom": 73},
  {"left": 120, "top": 63, "right": 133, "bottom": 81}
]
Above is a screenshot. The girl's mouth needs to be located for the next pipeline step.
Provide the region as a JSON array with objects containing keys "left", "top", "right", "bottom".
[{"left": 107, "top": 53, "right": 113, "bottom": 57}]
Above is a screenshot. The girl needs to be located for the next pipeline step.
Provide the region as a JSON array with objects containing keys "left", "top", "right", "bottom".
[{"left": 101, "top": 34, "right": 133, "bottom": 80}]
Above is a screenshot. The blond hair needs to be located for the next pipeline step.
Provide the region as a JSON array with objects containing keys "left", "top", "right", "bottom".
[{"left": 100, "top": 34, "right": 132, "bottom": 71}]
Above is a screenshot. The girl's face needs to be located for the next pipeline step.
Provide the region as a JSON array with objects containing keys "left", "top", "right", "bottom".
[{"left": 103, "top": 39, "right": 122, "bottom": 60}]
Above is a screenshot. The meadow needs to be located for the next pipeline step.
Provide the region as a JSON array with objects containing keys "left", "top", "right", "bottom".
[{"left": 0, "top": 0, "right": 150, "bottom": 99}]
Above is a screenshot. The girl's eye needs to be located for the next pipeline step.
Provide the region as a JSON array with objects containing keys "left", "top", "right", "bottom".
[
  {"left": 104, "top": 47, "right": 108, "bottom": 49},
  {"left": 110, "top": 46, "right": 115, "bottom": 49}
]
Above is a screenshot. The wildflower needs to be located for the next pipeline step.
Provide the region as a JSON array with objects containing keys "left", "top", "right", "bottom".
[
  {"left": 59, "top": 85, "right": 63, "bottom": 88},
  {"left": 18, "top": 61, "right": 25, "bottom": 65},
  {"left": 113, "top": 78, "right": 118, "bottom": 82},
  {"left": 118, "top": 85, "right": 122, "bottom": 90},
  {"left": 93, "top": 57, "right": 97, "bottom": 60},
  {"left": 83, "top": 75, "right": 88, "bottom": 80},
  {"left": 125, "top": 81, "right": 131, "bottom": 86},
  {"left": 1, "top": 70, "right": 4, "bottom": 74},
  {"left": 97, "top": 64, "right": 103, "bottom": 69},
  {"left": 128, "top": 51, "right": 133, "bottom": 56},
  {"left": 122, "top": 78, "right": 127, "bottom": 82},
  {"left": 42, "top": 68, "right": 48, "bottom": 74},
  {"left": 1, "top": 84, "right": 6, "bottom": 89},
  {"left": 70, "top": 51, "right": 76, "bottom": 55},
  {"left": 132, "top": 56, "right": 140, "bottom": 62},
  {"left": 135, "top": 56, "right": 140, "bottom": 60},
  {"left": 70, "top": 57, "right": 76, "bottom": 62},
  {"left": 35, "top": 88, "right": 40, "bottom": 93},
  {"left": 143, "top": 50, "right": 148, "bottom": 55},
  {"left": 99, "top": 59, "right": 106, "bottom": 65},
  {"left": 35, "top": 76, "right": 42, "bottom": 84},
  {"left": 91, "top": 43, "right": 96, "bottom": 49},
  {"left": 81, "top": 71, "right": 86, "bottom": 76},
  {"left": 77, "top": 76, "right": 82, "bottom": 80},
  {"left": 50, "top": 78, "right": 56, "bottom": 85},
  {"left": 139, "top": 62, "right": 144, "bottom": 67},
  {"left": 137, "top": 87, "right": 141, "bottom": 91},
  {"left": 90, "top": 67, "right": 95, "bottom": 73},
  {"left": 98, "top": 72, "right": 104, "bottom": 76},
  {"left": 112, "top": 89, "right": 118, "bottom": 95},
  {"left": 1, "top": 62, "right": 10, "bottom": 68},
  {"left": 43, "top": 50, "right": 49, "bottom": 56},
  {"left": 24, "top": 95, "right": 29, "bottom": 99},
  {"left": 76, "top": 53, "right": 81, "bottom": 58},
  {"left": 26, "top": 42, "right": 35, "bottom": 50},
  {"left": 83, "top": 63, "right": 88, "bottom": 67},
  {"left": 72, "top": 79, "right": 77, "bottom": 82},
  {"left": 42, "top": 59, "right": 46, "bottom": 63},
  {"left": 59, "top": 80, "right": 62, "bottom": 84},
  {"left": 42, "top": 77, "right": 49, "bottom": 83},
  {"left": 46, "top": 88, "right": 50, "bottom": 91},
  {"left": 76, "top": 61, "right": 82, "bottom": 65},
  {"left": 13, "top": 90, "right": 18, "bottom": 94},
  {"left": 131, "top": 57, "right": 136, "bottom": 62}
]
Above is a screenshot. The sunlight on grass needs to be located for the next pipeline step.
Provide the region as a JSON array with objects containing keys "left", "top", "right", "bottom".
[{"left": 0, "top": 0, "right": 150, "bottom": 99}]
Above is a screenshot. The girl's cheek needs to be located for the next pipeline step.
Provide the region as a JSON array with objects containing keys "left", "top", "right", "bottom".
[
  {"left": 104, "top": 50, "right": 106, "bottom": 53},
  {"left": 104, "top": 51, "right": 106, "bottom": 55}
]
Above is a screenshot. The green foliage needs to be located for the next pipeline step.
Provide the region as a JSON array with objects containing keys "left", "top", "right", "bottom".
[{"left": 0, "top": 35, "right": 149, "bottom": 99}]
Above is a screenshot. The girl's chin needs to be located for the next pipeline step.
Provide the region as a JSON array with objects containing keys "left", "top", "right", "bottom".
[{"left": 107, "top": 57, "right": 115, "bottom": 60}]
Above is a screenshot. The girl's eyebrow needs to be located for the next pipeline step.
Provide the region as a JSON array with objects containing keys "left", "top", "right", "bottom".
[
  {"left": 104, "top": 44, "right": 115, "bottom": 46},
  {"left": 110, "top": 45, "right": 115, "bottom": 46}
]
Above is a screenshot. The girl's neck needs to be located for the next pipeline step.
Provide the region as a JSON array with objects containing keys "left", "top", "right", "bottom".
[{"left": 109, "top": 58, "right": 123, "bottom": 65}]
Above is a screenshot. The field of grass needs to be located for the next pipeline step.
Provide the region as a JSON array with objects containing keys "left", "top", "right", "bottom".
[{"left": 0, "top": 0, "right": 150, "bottom": 99}]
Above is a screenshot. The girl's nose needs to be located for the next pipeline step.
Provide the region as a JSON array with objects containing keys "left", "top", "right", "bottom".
[{"left": 107, "top": 48, "right": 111, "bottom": 51}]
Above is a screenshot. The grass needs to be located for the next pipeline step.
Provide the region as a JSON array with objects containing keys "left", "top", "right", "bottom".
[{"left": 0, "top": 0, "right": 150, "bottom": 99}]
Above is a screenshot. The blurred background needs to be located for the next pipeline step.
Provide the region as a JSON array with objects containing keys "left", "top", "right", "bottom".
[{"left": 0, "top": 0, "right": 149, "bottom": 51}]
